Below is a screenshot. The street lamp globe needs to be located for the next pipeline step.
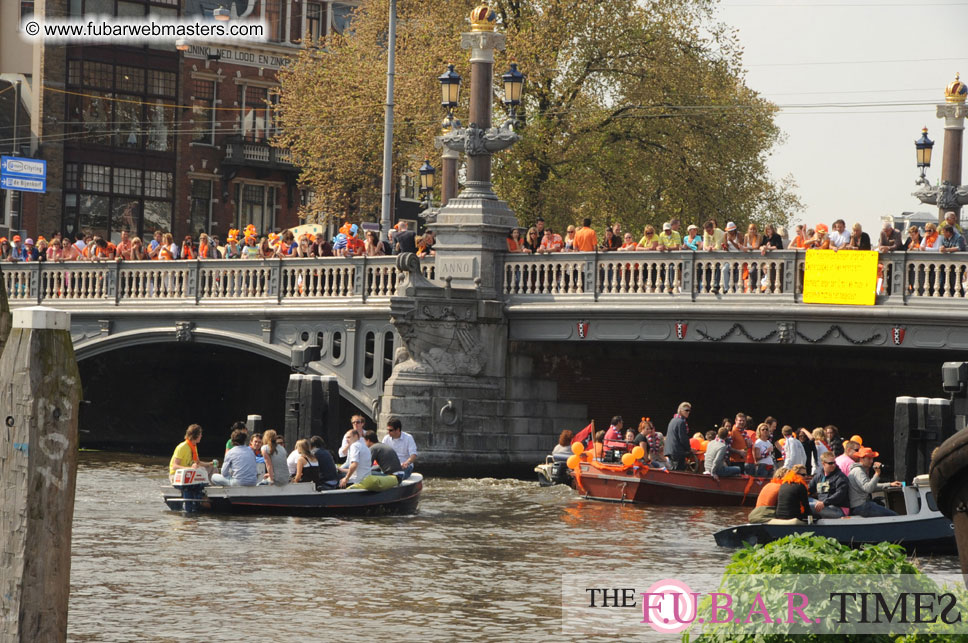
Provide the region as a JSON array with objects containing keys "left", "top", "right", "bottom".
[
  {"left": 501, "top": 62, "right": 525, "bottom": 106},
  {"left": 175, "top": 38, "right": 189, "bottom": 52},
  {"left": 915, "top": 126, "right": 934, "bottom": 175},
  {"left": 438, "top": 64, "right": 462, "bottom": 109},
  {"left": 419, "top": 159, "right": 436, "bottom": 193}
]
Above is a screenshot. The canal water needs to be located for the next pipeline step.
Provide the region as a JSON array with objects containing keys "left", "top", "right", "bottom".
[{"left": 68, "top": 453, "right": 959, "bottom": 641}]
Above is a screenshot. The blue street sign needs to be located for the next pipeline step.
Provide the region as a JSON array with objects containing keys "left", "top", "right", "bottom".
[
  {"left": 0, "top": 176, "right": 46, "bottom": 193},
  {"left": 1, "top": 156, "right": 47, "bottom": 193}
]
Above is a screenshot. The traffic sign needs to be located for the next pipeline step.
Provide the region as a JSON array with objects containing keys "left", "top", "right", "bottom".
[
  {"left": 1, "top": 156, "right": 46, "bottom": 178},
  {"left": 1, "top": 156, "right": 47, "bottom": 193},
  {"left": 0, "top": 176, "right": 46, "bottom": 193}
]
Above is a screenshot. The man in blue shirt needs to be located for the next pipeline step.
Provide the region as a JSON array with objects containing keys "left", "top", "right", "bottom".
[
  {"left": 212, "top": 428, "right": 258, "bottom": 486},
  {"left": 940, "top": 225, "right": 967, "bottom": 253}
]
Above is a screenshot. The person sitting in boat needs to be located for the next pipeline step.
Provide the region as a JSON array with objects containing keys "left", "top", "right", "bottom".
[
  {"left": 291, "top": 439, "right": 320, "bottom": 484},
  {"left": 310, "top": 435, "right": 341, "bottom": 490},
  {"left": 552, "top": 430, "right": 574, "bottom": 460},
  {"left": 704, "top": 427, "right": 743, "bottom": 480},
  {"left": 808, "top": 451, "right": 849, "bottom": 519},
  {"left": 339, "top": 414, "right": 368, "bottom": 458},
  {"left": 212, "top": 428, "right": 258, "bottom": 487},
  {"left": 169, "top": 423, "right": 216, "bottom": 482},
  {"left": 728, "top": 413, "right": 751, "bottom": 473},
  {"left": 382, "top": 417, "right": 418, "bottom": 479},
  {"left": 747, "top": 467, "right": 788, "bottom": 523},
  {"left": 364, "top": 431, "right": 403, "bottom": 479},
  {"left": 836, "top": 440, "right": 860, "bottom": 477},
  {"left": 339, "top": 429, "right": 372, "bottom": 488},
  {"left": 825, "top": 425, "right": 844, "bottom": 457},
  {"left": 848, "top": 447, "right": 901, "bottom": 517},
  {"left": 603, "top": 416, "right": 627, "bottom": 453},
  {"left": 752, "top": 424, "right": 775, "bottom": 478},
  {"left": 665, "top": 402, "right": 694, "bottom": 471},
  {"left": 260, "top": 430, "right": 290, "bottom": 486},
  {"left": 773, "top": 465, "right": 811, "bottom": 523},
  {"left": 249, "top": 433, "right": 265, "bottom": 478}
]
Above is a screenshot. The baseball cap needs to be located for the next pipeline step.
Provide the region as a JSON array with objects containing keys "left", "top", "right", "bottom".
[
  {"left": 725, "top": 222, "right": 737, "bottom": 232},
  {"left": 687, "top": 224, "right": 698, "bottom": 231},
  {"left": 663, "top": 222, "right": 672, "bottom": 231},
  {"left": 25, "top": 238, "right": 34, "bottom": 245},
  {"left": 12, "top": 235, "right": 21, "bottom": 242}
]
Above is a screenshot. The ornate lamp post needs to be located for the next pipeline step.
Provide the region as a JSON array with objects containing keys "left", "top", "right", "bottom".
[
  {"left": 418, "top": 158, "right": 436, "bottom": 215},
  {"left": 429, "top": 4, "right": 526, "bottom": 296},
  {"left": 914, "top": 74, "right": 968, "bottom": 221},
  {"left": 437, "top": 65, "right": 462, "bottom": 205},
  {"left": 915, "top": 127, "right": 934, "bottom": 186}
]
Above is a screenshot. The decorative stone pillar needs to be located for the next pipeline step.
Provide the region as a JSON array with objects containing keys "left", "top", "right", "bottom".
[
  {"left": 431, "top": 5, "right": 519, "bottom": 299},
  {"left": 915, "top": 75, "right": 968, "bottom": 219}
]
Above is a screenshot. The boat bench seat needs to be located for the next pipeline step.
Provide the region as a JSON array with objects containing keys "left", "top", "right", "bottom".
[{"left": 767, "top": 517, "right": 807, "bottom": 525}]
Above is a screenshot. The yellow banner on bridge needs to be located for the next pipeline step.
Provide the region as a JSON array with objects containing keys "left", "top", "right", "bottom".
[{"left": 802, "top": 249, "right": 878, "bottom": 306}]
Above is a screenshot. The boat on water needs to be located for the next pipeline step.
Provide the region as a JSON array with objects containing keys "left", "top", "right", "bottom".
[
  {"left": 163, "top": 468, "right": 423, "bottom": 516},
  {"left": 574, "top": 458, "right": 768, "bottom": 506},
  {"left": 713, "top": 475, "right": 955, "bottom": 554}
]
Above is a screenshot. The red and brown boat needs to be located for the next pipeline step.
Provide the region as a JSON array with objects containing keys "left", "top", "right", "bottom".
[{"left": 574, "top": 459, "right": 768, "bottom": 506}]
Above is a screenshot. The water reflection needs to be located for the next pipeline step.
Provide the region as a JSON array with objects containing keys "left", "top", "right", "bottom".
[{"left": 68, "top": 453, "right": 959, "bottom": 641}]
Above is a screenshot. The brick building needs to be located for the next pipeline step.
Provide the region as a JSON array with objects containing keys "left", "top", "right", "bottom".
[{"left": 2, "top": 0, "right": 418, "bottom": 246}]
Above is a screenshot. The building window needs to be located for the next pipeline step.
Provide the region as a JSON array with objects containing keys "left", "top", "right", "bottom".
[
  {"left": 237, "top": 183, "right": 277, "bottom": 232},
  {"left": 191, "top": 79, "right": 216, "bottom": 145},
  {"left": 21, "top": 2, "right": 34, "bottom": 20},
  {"left": 306, "top": 1, "right": 324, "bottom": 41},
  {"left": 239, "top": 85, "right": 271, "bottom": 142},
  {"left": 332, "top": 3, "right": 356, "bottom": 35},
  {"left": 265, "top": 0, "right": 284, "bottom": 42},
  {"left": 148, "top": 70, "right": 176, "bottom": 98},
  {"left": 189, "top": 179, "right": 213, "bottom": 235},
  {"left": 65, "top": 163, "right": 174, "bottom": 242}
]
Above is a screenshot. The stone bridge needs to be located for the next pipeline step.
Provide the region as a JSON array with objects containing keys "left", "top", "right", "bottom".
[{"left": 3, "top": 250, "right": 967, "bottom": 466}]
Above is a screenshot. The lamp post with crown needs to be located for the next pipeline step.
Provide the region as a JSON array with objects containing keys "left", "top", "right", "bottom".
[
  {"left": 435, "top": 64, "right": 462, "bottom": 206},
  {"left": 914, "top": 74, "right": 968, "bottom": 222},
  {"left": 429, "top": 4, "right": 526, "bottom": 297}
]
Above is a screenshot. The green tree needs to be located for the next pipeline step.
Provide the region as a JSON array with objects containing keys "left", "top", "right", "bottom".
[{"left": 277, "top": 0, "right": 802, "bottom": 233}]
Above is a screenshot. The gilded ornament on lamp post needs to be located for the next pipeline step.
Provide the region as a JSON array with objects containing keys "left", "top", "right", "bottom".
[{"left": 913, "top": 74, "right": 968, "bottom": 220}]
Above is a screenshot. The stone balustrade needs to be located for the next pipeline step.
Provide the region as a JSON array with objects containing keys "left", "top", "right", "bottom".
[
  {"left": 1, "top": 256, "right": 436, "bottom": 305},
  {"left": 503, "top": 250, "right": 968, "bottom": 303}
]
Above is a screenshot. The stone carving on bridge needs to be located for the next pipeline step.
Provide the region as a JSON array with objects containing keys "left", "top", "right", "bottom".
[
  {"left": 174, "top": 321, "right": 195, "bottom": 342},
  {"left": 390, "top": 253, "right": 489, "bottom": 377},
  {"left": 913, "top": 181, "right": 968, "bottom": 210},
  {"left": 98, "top": 320, "right": 112, "bottom": 336},
  {"left": 777, "top": 321, "right": 795, "bottom": 344}
]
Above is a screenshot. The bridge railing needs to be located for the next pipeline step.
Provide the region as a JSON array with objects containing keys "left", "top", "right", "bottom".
[
  {"left": 0, "top": 256, "right": 436, "bottom": 305},
  {"left": 503, "top": 250, "right": 968, "bottom": 303}
]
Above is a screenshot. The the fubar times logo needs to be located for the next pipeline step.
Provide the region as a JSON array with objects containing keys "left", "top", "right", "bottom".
[{"left": 563, "top": 573, "right": 968, "bottom": 638}]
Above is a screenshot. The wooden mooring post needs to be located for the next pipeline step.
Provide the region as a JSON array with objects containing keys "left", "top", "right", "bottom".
[{"left": 0, "top": 306, "right": 81, "bottom": 642}]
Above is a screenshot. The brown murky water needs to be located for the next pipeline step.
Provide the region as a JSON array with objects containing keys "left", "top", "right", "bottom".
[{"left": 67, "top": 453, "right": 959, "bottom": 641}]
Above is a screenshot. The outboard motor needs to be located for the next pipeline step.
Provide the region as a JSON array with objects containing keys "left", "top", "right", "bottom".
[
  {"left": 551, "top": 460, "right": 571, "bottom": 484},
  {"left": 171, "top": 467, "right": 210, "bottom": 514}
]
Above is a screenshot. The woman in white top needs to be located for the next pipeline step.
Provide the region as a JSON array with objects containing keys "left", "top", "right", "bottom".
[
  {"left": 920, "top": 222, "right": 943, "bottom": 251},
  {"left": 260, "top": 430, "right": 290, "bottom": 486},
  {"left": 753, "top": 423, "right": 775, "bottom": 478}
]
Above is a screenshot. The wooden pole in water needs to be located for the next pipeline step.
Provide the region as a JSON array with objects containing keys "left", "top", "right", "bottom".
[{"left": 0, "top": 306, "right": 81, "bottom": 642}]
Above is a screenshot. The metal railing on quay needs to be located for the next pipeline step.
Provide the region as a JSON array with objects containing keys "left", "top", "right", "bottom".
[
  {"left": 502, "top": 250, "right": 968, "bottom": 304},
  {"left": 0, "top": 256, "right": 436, "bottom": 306}
]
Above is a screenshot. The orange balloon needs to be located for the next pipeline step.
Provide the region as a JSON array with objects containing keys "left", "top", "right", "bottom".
[
  {"left": 572, "top": 441, "right": 584, "bottom": 455},
  {"left": 621, "top": 453, "right": 635, "bottom": 467},
  {"left": 851, "top": 435, "right": 863, "bottom": 446},
  {"left": 567, "top": 454, "right": 580, "bottom": 470},
  {"left": 631, "top": 446, "right": 645, "bottom": 460},
  {"left": 778, "top": 438, "right": 786, "bottom": 448}
]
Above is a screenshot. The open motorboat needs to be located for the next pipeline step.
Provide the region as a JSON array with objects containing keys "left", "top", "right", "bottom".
[
  {"left": 574, "top": 458, "right": 768, "bottom": 506},
  {"left": 713, "top": 475, "right": 955, "bottom": 554},
  {"left": 534, "top": 455, "right": 575, "bottom": 487},
  {"left": 163, "top": 468, "right": 423, "bottom": 516}
]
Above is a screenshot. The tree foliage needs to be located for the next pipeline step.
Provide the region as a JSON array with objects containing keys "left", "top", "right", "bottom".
[{"left": 277, "top": 0, "right": 802, "bottom": 234}]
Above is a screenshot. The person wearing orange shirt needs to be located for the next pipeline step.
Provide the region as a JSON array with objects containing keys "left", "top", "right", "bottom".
[
  {"left": 573, "top": 217, "right": 598, "bottom": 252},
  {"left": 728, "top": 413, "right": 750, "bottom": 470}
]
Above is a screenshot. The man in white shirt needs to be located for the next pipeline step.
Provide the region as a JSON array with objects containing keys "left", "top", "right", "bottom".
[
  {"left": 382, "top": 417, "right": 418, "bottom": 480},
  {"left": 829, "top": 219, "right": 850, "bottom": 250},
  {"left": 339, "top": 429, "right": 371, "bottom": 488},
  {"left": 781, "top": 425, "right": 807, "bottom": 468},
  {"left": 339, "top": 414, "right": 367, "bottom": 458}
]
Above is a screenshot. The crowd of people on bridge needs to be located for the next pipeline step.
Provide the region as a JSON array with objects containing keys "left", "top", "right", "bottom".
[
  {"left": 557, "top": 402, "right": 902, "bottom": 522},
  {"left": 508, "top": 211, "right": 967, "bottom": 257},
  {"left": 0, "top": 220, "right": 438, "bottom": 263},
  {"left": 169, "top": 415, "right": 417, "bottom": 492}
]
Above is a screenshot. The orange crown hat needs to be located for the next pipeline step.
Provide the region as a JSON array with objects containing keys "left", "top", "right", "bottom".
[
  {"left": 227, "top": 228, "right": 239, "bottom": 242},
  {"left": 815, "top": 223, "right": 829, "bottom": 234},
  {"left": 244, "top": 224, "right": 257, "bottom": 237},
  {"left": 268, "top": 232, "right": 280, "bottom": 247},
  {"left": 339, "top": 221, "right": 353, "bottom": 236}
]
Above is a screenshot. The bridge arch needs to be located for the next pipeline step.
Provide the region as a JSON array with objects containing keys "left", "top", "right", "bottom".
[{"left": 72, "top": 327, "right": 376, "bottom": 414}]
